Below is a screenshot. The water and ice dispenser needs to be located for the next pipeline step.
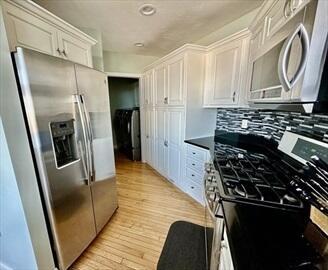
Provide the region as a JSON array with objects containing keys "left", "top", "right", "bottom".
[{"left": 50, "top": 119, "right": 78, "bottom": 168}]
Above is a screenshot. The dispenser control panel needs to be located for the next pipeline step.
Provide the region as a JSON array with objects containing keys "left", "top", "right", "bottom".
[
  {"left": 50, "top": 120, "right": 75, "bottom": 138},
  {"left": 50, "top": 119, "right": 78, "bottom": 168}
]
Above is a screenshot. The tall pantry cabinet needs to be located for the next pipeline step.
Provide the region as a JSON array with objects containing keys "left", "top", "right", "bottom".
[{"left": 140, "top": 45, "right": 217, "bottom": 200}]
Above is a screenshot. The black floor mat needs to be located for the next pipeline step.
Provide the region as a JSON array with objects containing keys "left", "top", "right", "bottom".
[{"left": 157, "top": 221, "right": 207, "bottom": 270}]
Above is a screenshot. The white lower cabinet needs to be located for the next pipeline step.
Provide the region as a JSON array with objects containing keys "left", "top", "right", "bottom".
[
  {"left": 144, "top": 108, "right": 156, "bottom": 168},
  {"left": 155, "top": 107, "right": 184, "bottom": 184},
  {"left": 182, "top": 144, "right": 210, "bottom": 205}
]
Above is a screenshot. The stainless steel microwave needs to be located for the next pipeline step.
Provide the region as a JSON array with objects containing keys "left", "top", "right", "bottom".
[{"left": 249, "top": 0, "right": 328, "bottom": 113}]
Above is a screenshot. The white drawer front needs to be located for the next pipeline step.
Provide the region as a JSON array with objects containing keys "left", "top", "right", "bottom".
[
  {"left": 185, "top": 179, "right": 204, "bottom": 205},
  {"left": 186, "top": 157, "right": 204, "bottom": 172},
  {"left": 186, "top": 167, "right": 203, "bottom": 184},
  {"left": 186, "top": 145, "right": 207, "bottom": 161}
]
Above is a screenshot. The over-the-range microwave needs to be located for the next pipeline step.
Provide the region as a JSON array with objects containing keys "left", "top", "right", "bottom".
[{"left": 249, "top": 0, "right": 328, "bottom": 113}]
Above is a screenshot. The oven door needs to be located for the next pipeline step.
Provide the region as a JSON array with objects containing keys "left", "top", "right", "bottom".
[{"left": 204, "top": 174, "right": 224, "bottom": 270}]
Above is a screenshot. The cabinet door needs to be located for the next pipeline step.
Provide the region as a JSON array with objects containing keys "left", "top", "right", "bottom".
[
  {"left": 3, "top": 3, "right": 59, "bottom": 56},
  {"left": 155, "top": 108, "right": 167, "bottom": 177},
  {"left": 142, "top": 74, "right": 149, "bottom": 107},
  {"left": 167, "top": 57, "right": 184, "bottom": 106},
  {"left": 58, "top": 31, "right": 93, "bottom": 67},
  {"left": 205, "top": 40, "right": 242, "bottom": 106},
  {"left": 167, "top": 109, "right": 183, "bottom": 184},
  {"left": 145, "top": 109, "right": 156, "bottom": 168},
  {"left": 143, "top": 70, "right": 153, "bottom": 106},
  {"left": 144, "top": 109, "right": 151, "bottom": 163},
  {"left": 154, "top": 65, "right": 166, "bottom": 106},
  {"left": 250, "top": 23, "right": 264, "bottom": 59}
]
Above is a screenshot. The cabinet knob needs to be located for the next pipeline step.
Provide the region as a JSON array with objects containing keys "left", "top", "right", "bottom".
[
  {"left": 56, "top": 48, "right": 62, "bottom": 56},
  {"left": 232, "top": 92, "right": 236, "bottom": 102}
]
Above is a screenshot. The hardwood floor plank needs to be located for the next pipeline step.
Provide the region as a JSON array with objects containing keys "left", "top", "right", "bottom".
[{"left": 70, "top": 155, "right": 204, "bottom": 270}]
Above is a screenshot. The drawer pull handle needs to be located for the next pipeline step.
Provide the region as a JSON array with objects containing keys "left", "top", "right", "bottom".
[
  {"left": 192, "top": 163, "right": 195, "bottom": 166},
  {"left": 191, "top": 186, "right": 194, "bottom": 189},
  {"left": 192, "top": 152, "right": 196, "bottom": 154},
  {"left": 192, "top": 174, "right": 195, "bottom": 177}
]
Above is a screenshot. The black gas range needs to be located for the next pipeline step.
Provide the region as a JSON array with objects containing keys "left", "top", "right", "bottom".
[{"left": 203, "top": 131, "right": 328, "bottom": 270}]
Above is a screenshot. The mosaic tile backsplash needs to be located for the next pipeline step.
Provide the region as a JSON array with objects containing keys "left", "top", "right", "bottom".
[{"left": 216, "top": 109, "right": 328, "bottom": 143}]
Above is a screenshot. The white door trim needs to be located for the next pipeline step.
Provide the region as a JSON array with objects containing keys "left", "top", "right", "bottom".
[{"left": 106, "top": 72, "right": 142, "bottom": 78}]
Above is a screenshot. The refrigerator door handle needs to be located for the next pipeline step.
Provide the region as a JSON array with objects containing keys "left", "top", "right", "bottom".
[
  {"left": 80, "top": 94, "right": 95, "bottom": 180},
  {"left": 74, "top": 94, "right": 91, "bottom": 185}
]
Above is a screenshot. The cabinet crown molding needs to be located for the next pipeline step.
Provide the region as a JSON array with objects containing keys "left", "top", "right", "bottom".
[
  {"left": 144, "top": 43, "right": 206, "bottom": 71},
  {"left": 206, "top": 28, "right": 251, "bottom": 51},
  {"left": 144, "top": 28, "right": 250, "bottom": 72},
  {"left": 4, "top": 0, "right": 97, "bottom": 45}
]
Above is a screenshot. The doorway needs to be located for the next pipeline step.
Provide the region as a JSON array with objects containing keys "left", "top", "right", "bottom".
[{"left": 107, "top": 76, "right": 141, "bottom": 161}]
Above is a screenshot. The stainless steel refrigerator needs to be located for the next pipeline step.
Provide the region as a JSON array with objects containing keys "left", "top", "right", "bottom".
[{"left": 13, "top": 47, "right": 118, "bottom": 270}]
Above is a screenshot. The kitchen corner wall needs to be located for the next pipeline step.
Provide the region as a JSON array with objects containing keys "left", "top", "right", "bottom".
[
  {"left": 103, "top": 51, "right": 159, "bottom": 74},
  {"left": 216, "top": 108, "right": 328, "bottom": 143}
]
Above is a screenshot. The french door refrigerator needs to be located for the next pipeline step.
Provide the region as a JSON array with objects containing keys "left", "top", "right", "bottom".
[{"left": 13, "top": 47, "right": 118, "bottom": 270}]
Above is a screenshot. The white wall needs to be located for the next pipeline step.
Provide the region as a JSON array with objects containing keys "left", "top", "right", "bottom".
[
  {"left": 0, "top": 121, "right": 37, "bottom": 270},
  {"left": 103, "top": 51, "right": 159, "bottom": 74},
  {"left": 80, "top": 27, "right": 104, "bottom": 71},
  {"left": 195, "top": 8, "right": 259, "bottom": 46},
  {"left": 0, "top": 5, "right": 55, "bottom": 270}
]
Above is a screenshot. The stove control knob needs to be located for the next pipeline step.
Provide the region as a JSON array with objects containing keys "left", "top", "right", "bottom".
[
  {"left": 209, "top": 193, "right": 216, "bottom": 201},
  {"left": 207, "top": 176, "right": 213, "bottom": 182}
]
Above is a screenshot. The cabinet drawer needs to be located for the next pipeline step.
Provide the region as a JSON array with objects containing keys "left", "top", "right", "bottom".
[
  {"left": 186, "top": 158, "right": 204, "bottom": 172},
  {"left": 185, "top": 180, "right": 204, "bottom": 204},
  {"left": 186, "top": 167, "right": 203, "bottom": 184},
  {"left": 186, "top": 145, "right": 207, "bottom": 161}
]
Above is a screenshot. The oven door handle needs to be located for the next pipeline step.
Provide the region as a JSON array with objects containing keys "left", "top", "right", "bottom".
[{"left": 278, "top": 23, "right": 310, "bottom": 91}]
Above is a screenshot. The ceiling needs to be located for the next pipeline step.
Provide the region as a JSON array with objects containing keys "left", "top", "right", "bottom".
[{"left": 33, "top": 0, "right": 262, "bottom": 57}]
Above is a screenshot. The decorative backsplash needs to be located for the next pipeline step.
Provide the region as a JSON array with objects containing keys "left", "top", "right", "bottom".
[{"left": 216, "top": 109, "right": 328, "bottom": 143}]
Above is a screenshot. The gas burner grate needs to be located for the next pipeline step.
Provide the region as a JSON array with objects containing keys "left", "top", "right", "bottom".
[{"left": 214, "top": 142, "right": 303, "bottom": 208}]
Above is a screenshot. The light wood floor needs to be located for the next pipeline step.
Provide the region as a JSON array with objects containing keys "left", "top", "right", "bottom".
[{"left": 71, "top": 155, "right": 205, "bottom": 270}]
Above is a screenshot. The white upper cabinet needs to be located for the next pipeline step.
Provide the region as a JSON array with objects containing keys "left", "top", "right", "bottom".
[
  {"left": 154, "top": 65, "right": 167, "bottom": 106},
  {"left": 3, "top": 2, "right": 58, "bottom": 56},
  {"left": 203, "top": 30, "right": 251, "bottom": 107},
  {"left": 57, "top": 31, "right": 92, "bottom": 67},
  {"left": 153, "top": 54, "right": 185, "bottom": 107},
  {"left": 142, "top": 70, "right": 153, "bottom": 107},
  {"left": 2, "top": 0, "right": 96, "bottom": 67},
  {"left": 167, "top": 55, "right": 184, "bottom": 106}
]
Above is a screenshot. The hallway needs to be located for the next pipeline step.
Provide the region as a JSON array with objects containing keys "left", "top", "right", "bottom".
[{"left": 71, "top": 156, "right": 205, "bottom": 270}]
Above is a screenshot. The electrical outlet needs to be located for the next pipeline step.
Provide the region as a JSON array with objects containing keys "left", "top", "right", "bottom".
[{"left": 241, "top": 119, "right": 248, "bottom": 129}]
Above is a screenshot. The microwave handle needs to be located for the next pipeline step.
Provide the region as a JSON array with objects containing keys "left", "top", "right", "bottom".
[{"left": 278, "top": 23, "right": 310, "bottom": 91}]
